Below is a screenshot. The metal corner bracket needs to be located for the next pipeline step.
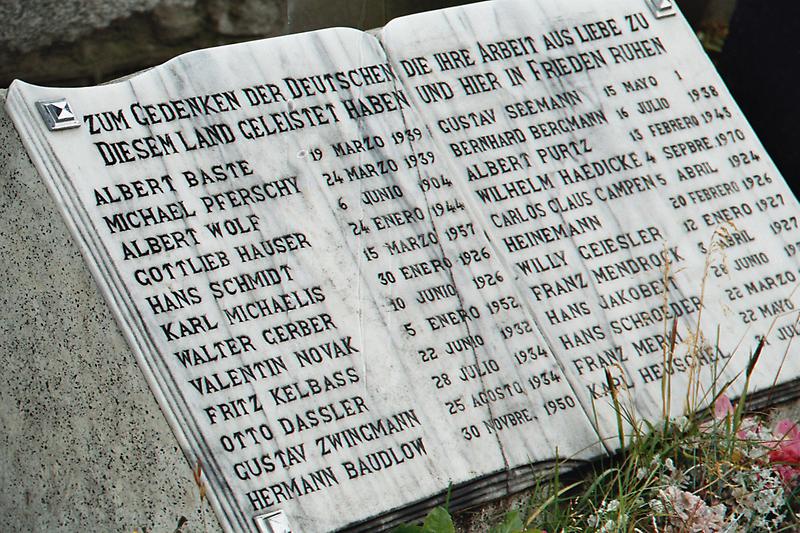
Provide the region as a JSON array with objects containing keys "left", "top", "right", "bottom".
[
  {"left": 646, "top": 0, "right": 677, "bottom": 19},
  {"left": 255, "top": 510, "right": 293, "bottom": 533},
  {"left": 36, "top": 98, "right": 80, "bottom": 131}
]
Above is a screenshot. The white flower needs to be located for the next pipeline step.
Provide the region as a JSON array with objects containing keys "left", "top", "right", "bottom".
[
  {"left": 600, "top": 518, "right": 615, "bottom": 532},
  {"left": 729, "top": 466, "right": 786, "bottom": 531},
  {"left": 649, "top": 498, "right": 665, "bottom": 514},
  {"left": 675, "top": 415, "right": 690, "bottom": 431},
  {"left": 589, "top": 498, "right": 627, "bottom": 532}
]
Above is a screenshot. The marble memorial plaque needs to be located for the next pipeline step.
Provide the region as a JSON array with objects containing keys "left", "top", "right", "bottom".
[
  {"left": 381, "top": 0, "right": 800, "bottom": 438},
  {"left": 5, "top": 0, "right": 800, "bottom": 531}
]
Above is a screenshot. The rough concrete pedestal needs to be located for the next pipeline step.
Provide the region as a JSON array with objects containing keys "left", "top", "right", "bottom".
[{"left": 0, "top": 88, "right": 224, "bottom": 533}]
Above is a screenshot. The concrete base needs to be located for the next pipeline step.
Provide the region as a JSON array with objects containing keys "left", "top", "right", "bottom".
[{"left": 0, "top": 88, "right": 223, "bottom": 533}]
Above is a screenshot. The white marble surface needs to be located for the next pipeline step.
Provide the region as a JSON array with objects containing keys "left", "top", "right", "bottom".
[
  {"left": 383, "top": 0, "right": 800, "bottom": 440},
  {"left": 6, "top": 1, "right": 800, "bottom": 531}
]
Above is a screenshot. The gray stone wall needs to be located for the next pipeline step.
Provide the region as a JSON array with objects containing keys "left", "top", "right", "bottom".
[
  {"left": 0, "top": 0, "right": 484, "bottom": 88},
  {"left": 0, "top": 0, "right": 737, "bottom": 89}
]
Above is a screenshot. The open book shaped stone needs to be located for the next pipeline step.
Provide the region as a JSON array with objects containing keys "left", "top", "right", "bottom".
[{"left": 6, "top": 0, "right": 800, "bottom": 531}]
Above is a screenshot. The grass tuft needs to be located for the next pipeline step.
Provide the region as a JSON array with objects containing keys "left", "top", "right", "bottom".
[
  {"left": 395, "top": 328, "right": 800, "bottom": 533},
  {"left": 397, "top": 390, "right": 800, "bottom": 532}
]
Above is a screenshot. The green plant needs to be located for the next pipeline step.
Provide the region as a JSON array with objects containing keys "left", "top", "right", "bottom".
[{"left": 394, "top": 229, "right": 800, "bottom": 532}]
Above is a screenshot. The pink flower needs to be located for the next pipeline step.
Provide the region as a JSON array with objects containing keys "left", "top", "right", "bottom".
[
  {"left": 768, "top": 419, "right": 800, "bottom": 485},
  {"left": 775, "top": 419, "right": 800, "bottom": 440},
  {"left": 698, "top": 395, "right": 735, "bottom": 435},
  {"left": 735, "top": 416, "right": 764, "bottom": 440},
  {"left": 714, "top": 395, "right": 734, "bottom": 420}
]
